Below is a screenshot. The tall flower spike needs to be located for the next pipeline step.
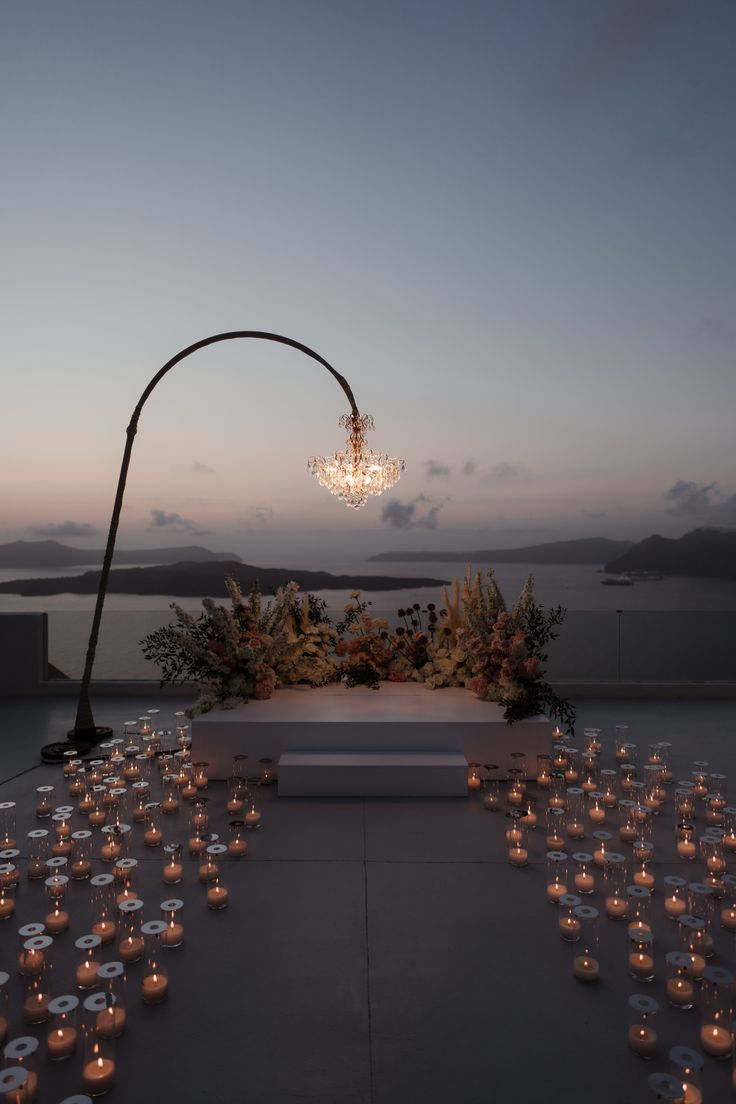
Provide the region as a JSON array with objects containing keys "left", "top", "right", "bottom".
[{"left": 307, "top": 412, "right": 405, "bottom": 509}]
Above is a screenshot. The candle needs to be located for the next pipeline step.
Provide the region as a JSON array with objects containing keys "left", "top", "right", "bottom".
[
  {"left": 161, "top": 798, "right": 179, "bottom": 814},
  {"left": 92, "top": 919, "right": 117, "bottom": 944},
  {"left": 227, "top": 799, "right": 244, "bottom": 814},
  {"left": 207, "top": 885, "right": 229, "bottom": 909},
  {"left": 628, "top": 1024, "right": 657, "bottom": 1058},
  {"left": 506, "top": 790, "right": 523, "bottom": 806},
  {"left": 633, "top": 870, "right": 655, "bottom": 890},
  {"left": 192, "top": 812, "right": 208, "bottom": 829},
  {"left": 574, "top": 873, "right": 594, "bottom": 894},
  {"left": 227, "top": 839, "right": 247, "bottom": 857},
  {"left": 506, "top": 827, "right": 523, "bottom": 845},
  {"left": 45, "top": 909, "right": 70, "bottom": 934},
  {"left": 619, "top": 825, "right": 638, "bottom": 842},
  {"left": 665, "top": 896, "right": 686, "bottom": 919},
  {"left": 681, "top": 1085, "right": 703, "bottom": 1104},
  {"left": 181, "top": 784, "right": 197, "bottom": 799},
  {"left": 468, "top": 777, "right": 481, "bottom": 791},
  {"left": 700, "top": 1023, "right": 732, "bottom": 1058},
  {"left": 4, "top": 1070, "right": 38, "bottom": 1102},
  {"left": 723, "top": 833, "right": 736, "bottom": 852},
  {"left": 71, "top": 859, "right": 92, "bottom": 880},
  {"left": 549, "top": 796, "right": 565, "bottom": 810},
  {"left": 82, "top": 1056, "right": 116, "bottom": 1093},
  {"left": 118, "top": 936, "right": 144, "bottom": 963},
  {"left": 163, "top": 862, "right": 184, "bottom": 884},
  {"left": 245, "top": 810, "right": 262, "bottom": 827},
  {"left": 566, "top": 822, "right": 585, "bottom": 840},
  {"left": 0, "top": 895, "right": 14, "bottom": 920},
  {"left": 573, "top": 956, "right": 599, "bottom": 982},
  {"left": 141, "top": 972, "right": 168, "bottom": 1003},
  {"left": 721, "top": 907, "right": 736, "bottom": 931},
  {"left": 47, "top": 1025, "right": 77, "bottom": 1059},
  {"left": 23, "top": 992, "right": 50, "bottom": 1023},
  {"left": 51, "top": 840, "right": 72, "bottom": 857},
  {"left": 96, "top": 1005, "right": 126, "bottom": 1039},
  {"left": 666, "top": 978, "right": 694, "bottom": 1007},
  {"left": 588, "top": 808, "right": 606, "bottom": 824},
  {"left": 116, "top": 888, "right": 138, "bottom": 907},
  {"left": 100, "top": 842, "right": 121, "bottom": 861},
  {"left": 188, "top": 836, "right": 205, "bottom": 855},
  {"left": 144, "top": 828, "right": 162, "bottom": 847},
  {"left": 160, "top": 922, "right": 184, "bottom": 947},
  {"left": 546, "top": 833, "right": 564, "bottom": 850},
  {"left": 559, "top": 916, "right": 581, "bottom": 938},
  {"left": 547, "top": 883, "right": 567, "bottom": 903},
  {"left": 89, "top": 810, "right": 107, "bottom": 827},
  {"left": 706, "top": 855, "right": 727, "bottom": 875},
  {"left": 676, "top": 840, "right": 696, "bottom": 859},
  {"left": 605, "top": 896, "right": 628, "bottom": 919},
  {"left": 76, "top": 959, "right": 100, "bottom": 989},
  {"left": 684, "top": 953, "right": 705, "bottom": 980},
  {"left": 508, "top": 847, "right": 528, "bottom": 867},
  {"left": 521, "top": 810, "right": 537, "bottom": 828},
  {"left": 629, "top": 952, "right": 654, "bottom": 980}
]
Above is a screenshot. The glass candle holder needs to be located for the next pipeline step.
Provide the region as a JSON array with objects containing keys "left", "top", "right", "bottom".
[
  {"left": 193, "top": 761, "right": 209, "bottom": 790},
  {"left": 666, "top": 950, "right": 695, "bottom": 1009},
  {"left": 180, "top": 763, "right": 197, "bottom": 801},
  {"left": 628, "top": 994, "right": 659, "bottom": 1059},
  {"left": 721, "top": 875, "right": 736, "bottom": 932},
  {"left": 258, "top": 757, "right": 276, "bottom": 786},
  {"left": 207, "top": 868, "right": 229, "bottom": 910},
  {"left": 189, "top": 798, "right": 209, "bottom": 837},
  {"left": 603, "top": 853, "right": 628, "bottom": 919},
  {"left": 614, "top": 725, "right": 630, "bottom": 760},
  {"left": 619, "top": 761, "right": 637, "bottom": 792},
  {"left": 0, "top": 851, "right": 19, "bottom": 888},
  {"left": 633, "top": 842, "right": 655, "bottom": 891},
  {"left": 131, "top": 781, "right": 150, "bottom": 823},
  {"left": 592, "top": 830, "right": 613, "bottom": 868},
  {"left": 482, "top": 777, "right": 500, "bottom": 811},
  {"left": 643, "top": 765, "right": 664, "bottom": 813},
  {"left": 675, "top": 788, "right": 696, "bottom": 821},
  {"left": 245, "top": 792, "right": 262, "bottom": 829},
  {"left": 506, "top": 769, "right": 524, "bottom": 807},
  {"left": 35, "top": 786, "right": 53, "bottom": 819},
  {"left": 121, "top": 748, "right": 141, "bottom": 782},
  {"left": 700, "top": 965, "right": 733, "bottom": 1059},
  {"left": 95, "top": 961, "right": 127, "bottom": 1039},
  {"left": 546, "top": 852, "right": 568, "bottom": 904},
  {"left": 565, "top": 788, "right": 585, "bottom": 840},
  {"left": 175, "top": 710, "right": 190, "bottom": 743},
  {"left": 628, "top": 885, "right": 653, "bottom": 936},
  {"left": 17, "top": 923, "right": 46, "bottom": 976},
  {"left": 572, "top": 852, "right": 595, "bottom": 896},
  {"left": 3, "top": 1036, "right": 39, "bottom": 1099},
  {"left": 562, "top": 747, "right": 579, "bottom": 785},
  {"left": 687, "top": 884, "right": 715, "bottom": 954},
  {"left": 551, "top": 722, "right": 566, "bottom": 742},
  {"left": 669, "top": 1045, "right": 704, "bottom": 1104},
  {"left": 200, "top": 842, "right": 228, "bottom": 884},
  {"left": 692, "top": 763, "right": 709, "bottom": 801},
  {"left": 705, "top": 795, "right": 725, "bottom": 828},
  {"left": 0, "top": 971, "right": 8, "bottom": 1044},
  {"left": 82, "top": 992, "right": 117, "bottom": 1095},
  {"left": 700, "top": 837, "right": 727, "bottom": 880},
  {"left": 112, "top": 859, "right": 137, "bottom": 909},
  {"left": 162, "top": 844, "right": 183, "bottom": 885},
  {"left": 70, "top": 831, "right": 93, "bottom": 881},
  {"left": 723, "top": 807, "right": 736, "bottom": 853},
  {"left": 0, "top": 871, "right": 15, "bottom": 921},
  {"left": 118, "top": 899, "right": 145, "bottom": 964},
  {"left": 26, "top": 829, "right": 49, "bottom": 880},
  {"left": 520, "top": 796, "right": 537, "bottom": 830},
  {"left": 599, "top": 769, "right": 618, "bottom": 810},
  {"left": 47, "top": 994, "right": 79, "bottom": 1060},
  {"left": 228, "top": 820, "right": 247, "bottom": 858},
  {"left": 510, "top": 750, "right": 527, "bottom": 782},
  {"left": 618, "top": 800, "right": 638, "bottom": 844},
  {"left": 629, "top": 929, "right": 656, "bottom": 982},
  {"left": 663, "top": 876, "right": 687, "bottom": 920},
  {"left": 226, "top": 775, "right": 245, "bottom": 815},
  {"left": 551, "top": 744, "right": 568, "bottom": 774},
  {"left": 138, "top": 714, "right": 153, "bottom": 738},
  {"left": 571, "top": 905, "right": 600, "bottom": 983},
  {"left": 658, "top": 741, "right": 674, "bottom": 784},
  {"left": 74, "top": 934, "right": 102, "bottom": 991},
  {"left": 587, "top": 791, "right": 606, "bottom": 825},
  {"left": 161, "top": 776, "right": 179, "bottom": 816},
  {"left": 583, "top": 727, "right": 603, "bottom": 755},
  {"left": 678, "top": 915, "right": 707, "bottom": 981},
  {"left": 100, "top": 824, "right": 129, "bottom": 863},
  {"left": 632, "top": 796, "right": 653, "bottom": 842},
  {"left": 88, "top": 786, "right": 107, "bottom": 829},
  {"left": 22, "top": 936, "right": 53, "bottom": 1024},
  {"left": 548, "top": 773, "right": 566, "bottom": 811},
  {"left": 580, "top": 757, "right": 599, "bottom": 795},
  {"left": 676, "top": 822, "right": 697, "bottom": 861},
  {"left": 535, "top": 754, "right": 551, "bottom": 788},
  {"left": 545, "top": 808, "right": 565, "bottom": 851},
  {"left": 558, "top": 893, "right": 582, "bottom": 941},
  {"left": 44, "top": 875, "right": 70, "bottom": 934},
  {"left": 467, "top": 762, "right": 482, "bottom": 792},
  {"left": 0, "top": 803, "right": 16, "bottom": 850},
  {"left": 87, "top": 758, "right": 105, "bottom": 786},
  {"left": 160, "top": 899, "right": 184, "bottom": 948},
  {"left": 140, "top": 921, "right": 169, "bottom": 1004},
  {"left": 90, "top": 874, "right": 117, "bottom": 944},
  {"left": 142, "top": 804, "right": 163, "bottom": 849}
]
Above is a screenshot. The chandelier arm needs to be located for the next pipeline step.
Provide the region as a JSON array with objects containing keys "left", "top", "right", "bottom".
[{"left": 71, "top": 330, "right": 359, "bottom": 740}]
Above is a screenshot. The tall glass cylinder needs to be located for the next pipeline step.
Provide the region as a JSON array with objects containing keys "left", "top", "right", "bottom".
[
  {"left": 35, "top": 786, "right": 53, "bottom": 819},
  {"left": 2, "top": 1036, "right": 39, "bottom": 1100},
  {"left": 666, "top": 950, "right": 695, "bottom": 1009},
  {"left": 0, "top": 971, "right": 8, "bottom": 1045},
  {"left": 723, "top": 807, "right": 736, "bottom": 853},
  {"left": 160, "top": 899, "right": 184, "bottom": 948},
  {"left": 700, "top": 965, "right": 733, "bottom": 1059},
  {"left": 82, "top": 992, "right": 116, "bottom": 1095},
  {"left": 687, "top": 883, "right": 715, "bottom": 956},
  {"left": 603, "top": 853, "right": 628, "bottom": 919},
  {"left": 614, "top": 725, "right": 630, "bottom": 762},
  {"left": 0, "top": 869, "right": 15, "bottom": 921},
  {"left": 572, "top": 852, "right": 595, "bottom": 896},
  {"left": 546, "top": 852, "right": 568, "bottom": 904},
  {"left": 545, "top": 808, "right": 565, "bottom": 851},
  {"left": 44, "top": 875, "right": 70, "bottom": 934},
  {"left": 162, "top": 844, "right": 183, "bottom": 885},
  {"left": 571, "top": 905, "right": 600, "bottom": 983},
  {"left": 95, "top": 961, "right": 126, "bottom": 1039},
  {"left": 245, "top": 791, "right": 262, "bottom": 829},
  {"left": 22, "top": 935, "right": 53, "bottom": 1024},
  {"left": 0, "top": 803, "right": 16, "bottom": 849},
  {"left": 691, "top": 762, "right": 709, "bottom": 800},
  {"left": 678, "top": 915, "right": 707, "bottom": 981},
  {"left": 669, "top": 1046, "right": 703, "bottom": 1104},
  {"left": 161, "top": 776, "right": 179, "bottom": 816},
  {"left": 26, "top": 830, "right": 49, "bottom": 880},
  {"left": 200, "top": 842, "right": 228, "bottom": 883},
  {"left": 193, "top": 761, "right": 209, "bottom": 790},
  {"left": 558, "top": 893, "right": 582, "bottom": 941},
  {"left": 721, "top": 875, "right": 736, "bottom": 932},
  {"left": 600, "top": 769, "right": 618, "bottom": 809},
  {"left": 627, "top": 885, "right": 652, "bottom": 936},
  {"left": 618, "top": 800, "right": 638, "bottom": 844},
  {"left": 140, "top": 921, "right": 168, "bottom": 1004},
  {"left": 118, "top": 899, "right": 144, "bottom": 964},
  {"left": 114, "top": 858, "right": 138, "bottom": 907},
  {"left": 628, "top": 994, "right": 658, "bottom": 1059},
  {"left": 17, "top": 923, "right": 45, "bottom": 976},
  {"left": 587, "top": 791, "right": 606, "bottom": 825},
  {"left": 592, "top": 830, "right": 613, "bottom": 868},
  {"left": 70, "top": 830, "right": 92, "bottom": 881},
  {"left": 629, "top": 929, "right": 655, "bottom": 982},
  {"left": 548, "top": 772, "right": 566, "bottom": 810},
  {"left": 675, "top": 821, "right": 697, "bottom": 861},
  {"left": 663, "top": 876, "right": 687, "bottom": 921},
  {"left": 535, "top": 755, "right": 551, "bottom": 788},
  {"left": 228, "top": 821, "right": 247, "bottom": 858},
  {"left": 565, "top": 788, "right": 585, "bottom": 840},
  {"left": 90, "top": 874, "right": 116, "bottom": 945},
  {"left": 47, "top": 994, "right": 79, "bottom": 1060},
  {"left": 143, "top": 804, "right": 163, "bottom": 848}
]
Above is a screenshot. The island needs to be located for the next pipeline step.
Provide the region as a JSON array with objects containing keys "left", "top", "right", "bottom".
[
  {"left": 605, "top": 527, "right": 736, "bottom": 579},
  {"left": 0, "top": 540, "right": 241, "bottom": 568},
  {"left": 0, "top": 560, "right": 449, "bottom": 597},
  {"left": 369, "top": 537, "right": 634, "bottom": 564}
]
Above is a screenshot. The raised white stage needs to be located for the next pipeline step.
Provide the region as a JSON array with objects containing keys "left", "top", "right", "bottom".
[{"left": 191, "top": 684, "right": 549, "bottom": 795}]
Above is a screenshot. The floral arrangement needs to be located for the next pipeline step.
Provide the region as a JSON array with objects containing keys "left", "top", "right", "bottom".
[{"left": 142, "top": 570, "right": 574, "bottom": 731}]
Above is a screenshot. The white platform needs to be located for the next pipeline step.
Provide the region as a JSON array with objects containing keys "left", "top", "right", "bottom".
[
  {"left": 277, "top": 751, "right": 469, "bottom": 797},
  {"left": 191, "top": 683, "right": 550, "bottom": 788}
]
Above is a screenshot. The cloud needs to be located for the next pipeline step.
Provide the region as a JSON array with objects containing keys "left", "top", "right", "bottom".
[
  {"left": 29, "top": 521, "right": 101, "bottom": 538},
  {"left": 147, "top": 509, "right": 212, "bottom": 535},
  {"left": 461, "top": 459, "right": 477, "bottom": 476},
  {"left": 380, "top": 495, "right": 443, "bottom": 530},
  {"left": 664, "top": 480, "right": 721, "bottom": 515},
  {"left": 424, "top": 459, "right": 453, "bottom": 479},
  {"left": 192, "top": 460, "right": 216, "bottom": 475},
  {"left": 487, "top": 462, "right": 530, "bottom": 482}
]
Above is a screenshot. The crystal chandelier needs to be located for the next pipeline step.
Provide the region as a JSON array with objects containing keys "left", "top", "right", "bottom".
[{"left": 307, "top": 412, "right": 405, "bottom": 509}]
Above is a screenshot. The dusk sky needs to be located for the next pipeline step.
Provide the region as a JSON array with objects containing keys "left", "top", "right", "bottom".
[{"left": 2, "top": 0, "right": 735, "bottom": 559}]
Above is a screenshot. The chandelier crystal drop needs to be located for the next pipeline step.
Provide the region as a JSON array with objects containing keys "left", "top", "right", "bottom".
[{"left": 307, "top": 412, "right": 405, "bottom": 509}]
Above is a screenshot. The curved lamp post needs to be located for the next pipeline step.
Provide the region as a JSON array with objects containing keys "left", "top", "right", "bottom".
[{"left": 63, "top": 330, "right": 404, "bottom": 751}]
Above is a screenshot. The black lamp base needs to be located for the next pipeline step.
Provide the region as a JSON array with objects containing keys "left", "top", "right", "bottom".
[{"left": 40, "top": 725, "right": 114, "bottom": 764}]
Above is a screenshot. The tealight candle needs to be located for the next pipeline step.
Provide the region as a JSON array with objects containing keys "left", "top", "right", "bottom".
[
  {"left": 508, "top": 846, "right": 528, "bottom": 867},
  {"left": 628, "top": 1024, "right": 657, "bottom": 1058},
  {"left": 83, "top": 1056, "right": 116, "bottom": 1093},
  {"left": 48, "top": 1025, "right": 77, "bottom": 1059},
  {"left": 573, "top": 956, "right": 599, "bottom": 982},
  {"left": 207, "top": 885, "right": 229, "bottom": 909},
  {"left": 141, "top": 972, "right": 168, "bottom": 1003},
  {"left": 666, "top": 977, "right": 694, "bottom": 1007},
  {"left": 700, "top": 1023, "right": 731, "bottom": 1058}
]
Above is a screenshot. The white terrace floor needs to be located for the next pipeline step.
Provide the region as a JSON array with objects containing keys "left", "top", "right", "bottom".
[{"left": 1, "top": 696, "right": 735, "bottom": 1104}]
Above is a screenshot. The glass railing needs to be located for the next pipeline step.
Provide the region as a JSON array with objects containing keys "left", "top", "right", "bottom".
[{"left": 43, "top": 609, "right": 736, "bottom": 683}]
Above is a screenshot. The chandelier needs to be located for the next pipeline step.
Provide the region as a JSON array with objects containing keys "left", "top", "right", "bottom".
[{"left": 307, "top": 412, "right": 405, "bottom": 509}]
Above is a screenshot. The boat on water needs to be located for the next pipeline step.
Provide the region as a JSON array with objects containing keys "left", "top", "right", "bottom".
[
  {"left": 600, "top": 575, "right": 634, "bottom": 586},
  {"left": 622, "top": 570, "right": 664, "bottom": 581}
]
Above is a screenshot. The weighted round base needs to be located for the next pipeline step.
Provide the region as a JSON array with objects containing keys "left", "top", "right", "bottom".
[{"left": 40, "top": 725, "right": 113, "bottom": 763}]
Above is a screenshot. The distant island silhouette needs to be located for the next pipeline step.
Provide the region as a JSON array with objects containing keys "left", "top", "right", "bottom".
[
  {"left": 604, "top": 528, "right": 736, "bottom": 579},
  {"left": 0, "top": 540, "right": 241, "bottom": 568},
  {"left": 0, "top": 560, "right": 449, "bottom": 597},
  {"left": 369, "top": 537, "right": 634, "bottom": 565}
]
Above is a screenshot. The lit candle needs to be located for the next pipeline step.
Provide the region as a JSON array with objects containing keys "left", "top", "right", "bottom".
[
  {"left": 559, "top": 915, "right": 581, "bottom": 938},
  {"left": 665, "top": 895, "right": 686, "bottom": 919},
  {"left": 684, "top": 954, "right": 706, "bottom": 980},
  {"left": 666, "top": 978, "right": 694, "bottom": 1007},
  {"left": 723, "top": 833, "right": 736, "bottom": 852},
  {"left": 163, "top": 861, "right": 184, "bottom": 884},
  {"left": 628, "top": 1024, "right": 657, "bottom": 1058},
  {"left": 227, "top": 798, "right": 244, "bottom": 814},
  {"left": 508, "top": 847, "right": 528, "bottom": 867},
  {"left": 605, "top": 896, "right": 628, "bottom": 919},
  {"left": 118, "top": 936, "right": 144, "bottom": 963},
  {"left": 546, "top": 833, "right": 564, "bottom": 850},
  {"left": 228, "top": 838, "right": 247, "bottom": 858},
  {"left": 143, "top": 828, "right": 162, "bottom": 847},
  {"left": 700, "top": 1023, "right": 732, "bottom": 1058},
  {"left": 76, "top": 960, "right": 100, "bottom": 989},
  {"left": 245, "top": 809, "right": 262, "bottom": 827},
  {"left": 207, "top": 885, "right": 229, "bottom": 909},
  {"left": 89, "top": 809, "right": 107, "bottom": 828},
  {"left": 566, "top": 821, "right": 585, "bottom": 840},
  {"left": 100, "top": 841, "right": 121, "bottom": 861},
  {"left": 588, "top": 807, "right": 605, "bottom": 824},
  {"left": 619, "top": 825, "right": 638, "bottom": 842},
  {"left": 47, "top": 1025, "right": 77, "bottom": 1059},
  {"left": 82, "top": 1056, "right": 116, "bottom": 1093},
  {"left": 44, "top": 908, "right": 70, "bottom": 934},
  {"left": 23, "top": 992, "right": 50, "bottom": 1023},
  {"left": 0, "top": 893, "right": 14, "bottom": 920},
  {"left": 161, "top": 797, "right": 179, "bottom": 814},
  {"left": 574, "top": 873, "right": 594, "bottom": 894},
  {"left": 677, "top": 840, "right": 697, "bottom": 859},
  {"left": 633, "top": 868, "right": 655, "bottom": 890},
  {"left": 141, "top": 972, "right": 168, "bottom": 1004},
  {"left": 629, "top": 952, "right": 655, "bottom": 980},
  {"left": 547, "top": 883, "right": 567, "bottom": 903},
  {"left": 92, "top": 919, "right": 117, "bottom": 944},
  {"left": 721, "top": 907, "right": 736, "bottom": 931},
  {"left": 572, "top": 956, "right": 599, "bottom": 982},
  {"left": 160, "top": 922, "right": 184, "bottom": 947},
  {"left": 96, "top": 1005, "right": 126, "bottom": 1039},
  {"left": 71, "top": 859, "right": 92, "bottom": 880}
]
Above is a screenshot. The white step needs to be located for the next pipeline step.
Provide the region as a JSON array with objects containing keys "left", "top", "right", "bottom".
[{"left": 277, "top": 750, "right": 468, "bottom": 797}]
